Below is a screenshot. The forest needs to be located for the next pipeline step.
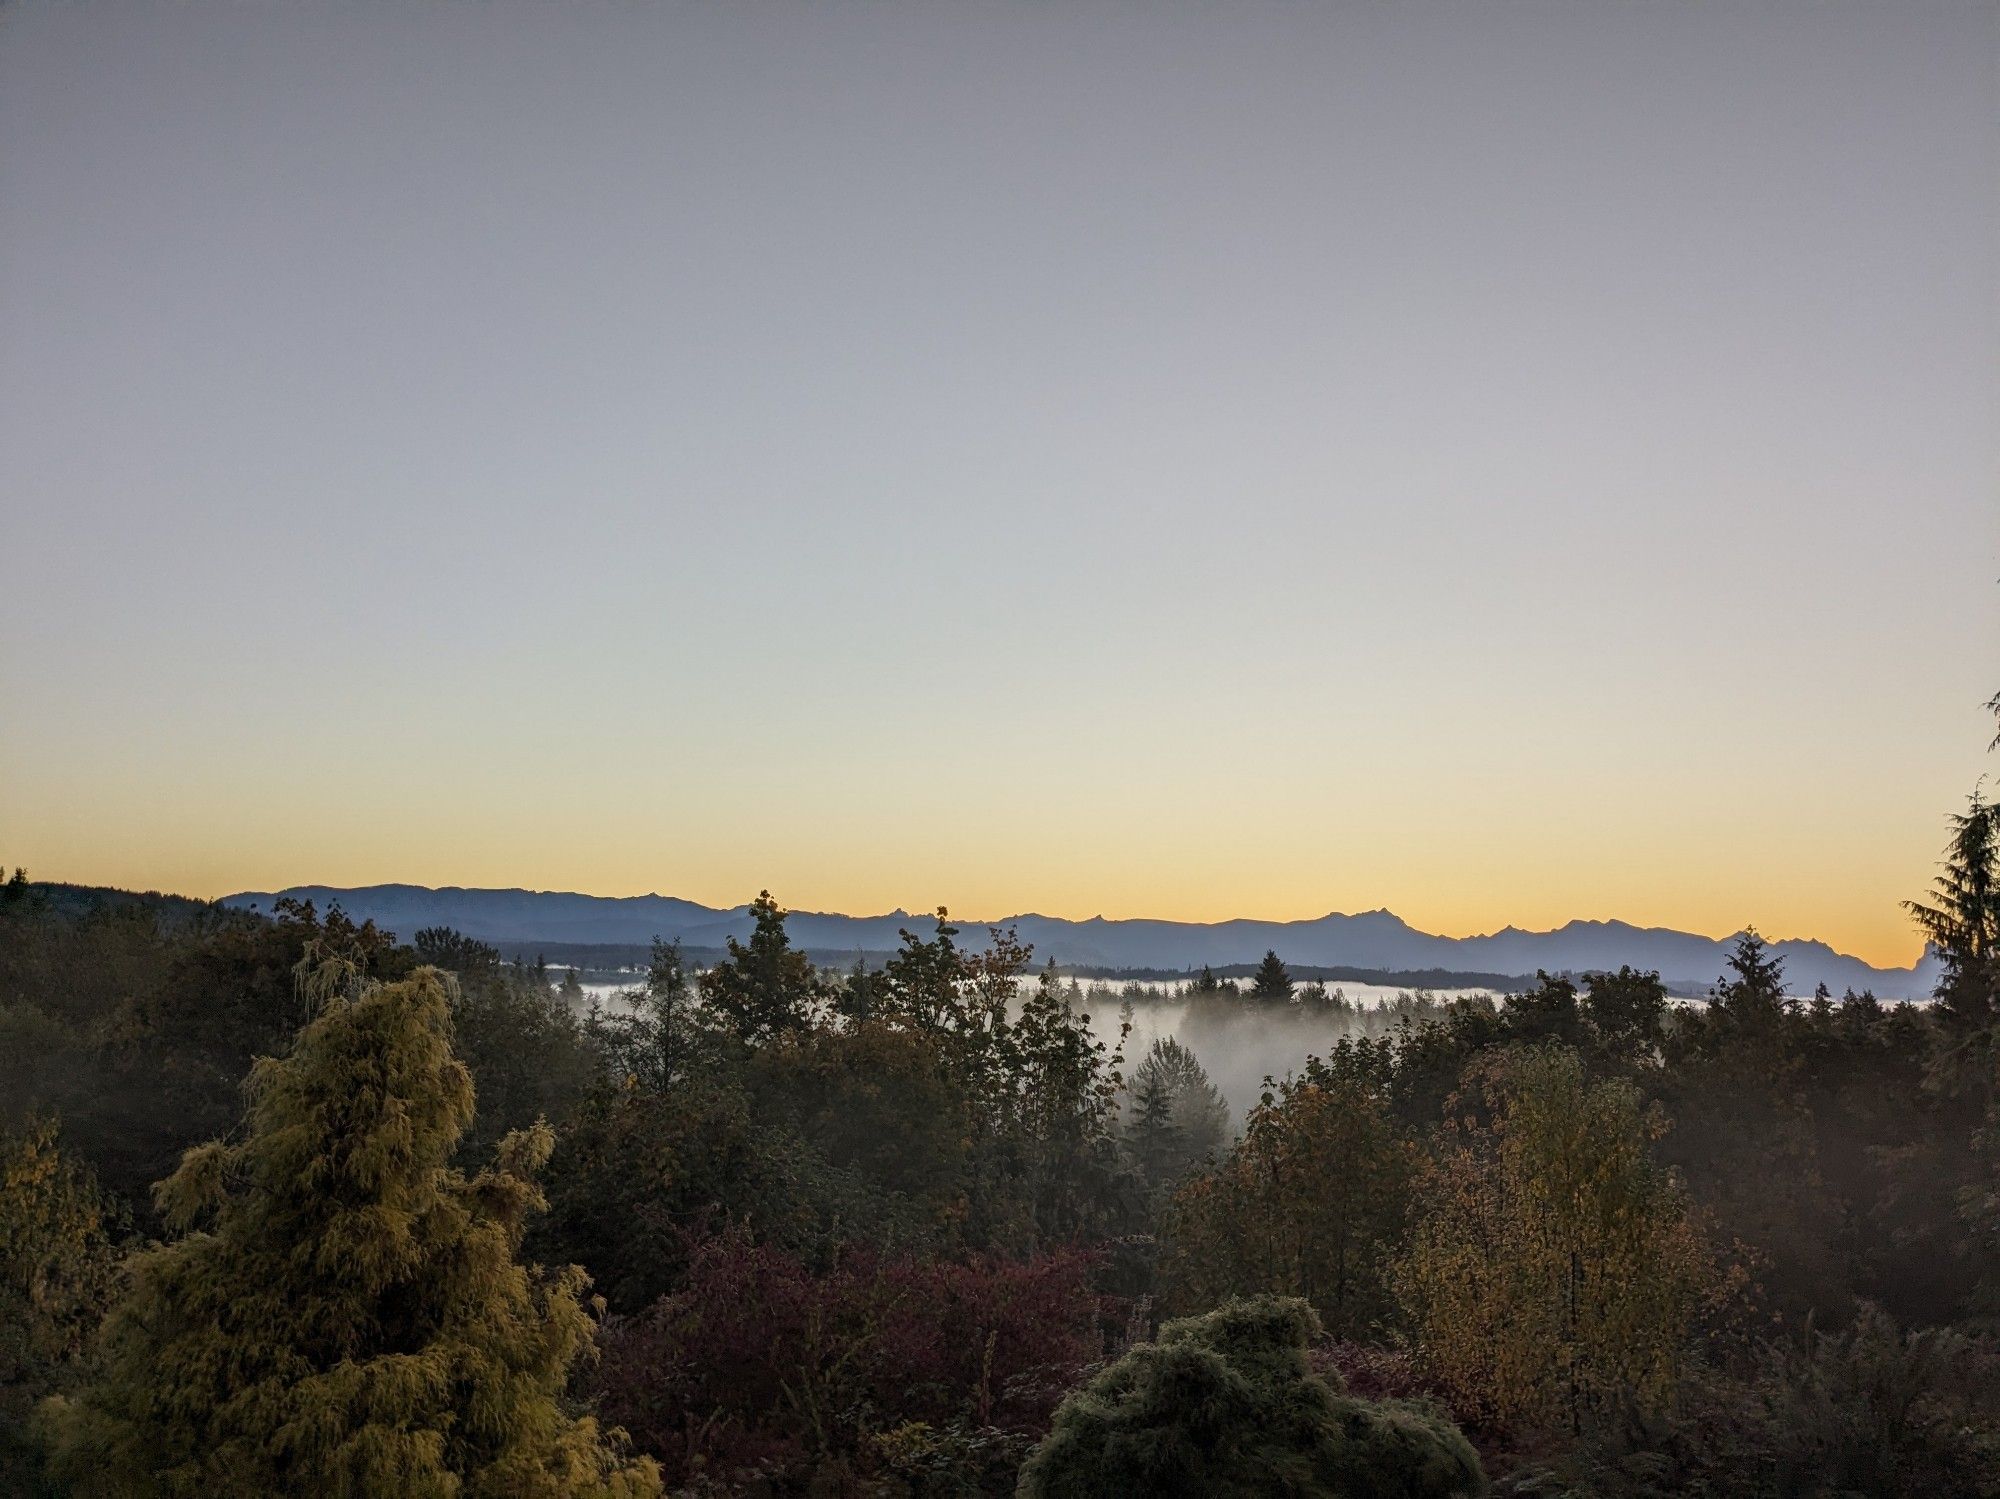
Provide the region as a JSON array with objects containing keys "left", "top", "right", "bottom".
[{"left": 4, "top": 768, "right": 1999, "bottom": 1497}]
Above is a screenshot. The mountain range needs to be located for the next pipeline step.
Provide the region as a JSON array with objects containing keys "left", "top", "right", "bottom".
[{"left": 221, "top": 884, "right": 1939, "bottom": 999}]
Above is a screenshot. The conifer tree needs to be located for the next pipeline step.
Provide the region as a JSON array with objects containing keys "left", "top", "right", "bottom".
[
  {"left": 1713, "top": 928, "right": 1789, "bottom": 1020},
  {"left": 46, "top": 969, "right": 660, "bottom": 1498},
  {"left": 1128, "top": 1072, "right": 1182, "bottom": 1188},
  {"left": 1247, "top": 950, "right": 1293, "bottom": 1005},
  {"left": 1906, "top": 790, "right": 1999, "bottom": 1005},
  {"left": 636, "top": 936, "right": 700, "bottom": 1088},
  {"left": 1132, "top": 1036, "right": 1230, "bottom": 1167},
  {"left": 1182, "top": 965, "right": 1242, "bottom": 1029}
]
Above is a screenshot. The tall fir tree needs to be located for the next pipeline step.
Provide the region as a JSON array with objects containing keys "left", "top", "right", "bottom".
[
  {"left": 1128, "top": 1071, "right": 1183, "bottom": 1189},
  {"left": 1247, "top": 950, "right": 1293, "bottom": 1005}
]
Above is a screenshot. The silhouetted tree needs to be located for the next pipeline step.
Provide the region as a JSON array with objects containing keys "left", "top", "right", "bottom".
[
  {"left": 1583, "top": 966, "right": 1669, "bottom": 1058},
  {"left": 1712, "top": 928, "right": 1789, "bottom": 1022},
  {"left": 1247, "top": 950, "right": 1293, "bottom": 1004},
  {"left": 699, "top": 891, "right": 826, "bottom": 1044},
  {"left": 1128, "top": 1072, "right": 1182, "bottom": 1188}
]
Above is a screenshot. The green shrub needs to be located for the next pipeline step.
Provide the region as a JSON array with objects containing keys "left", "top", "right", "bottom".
[{"left": 1017, "top": 1296, "right": 1484, "bottom": 1498}]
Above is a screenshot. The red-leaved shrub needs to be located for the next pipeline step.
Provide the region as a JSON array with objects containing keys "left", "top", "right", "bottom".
[{"left": 595, "top": 1228, "right": 1111, "bottom": 1491}]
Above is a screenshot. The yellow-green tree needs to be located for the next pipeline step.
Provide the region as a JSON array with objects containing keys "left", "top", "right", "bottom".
[
  {"left": 1394, "top": 1046, "right": 1733, "bottom": 1437},
  {"left": 1, "top": 1116, "right": 121, "bottom": 1489},
  {"left": 44, "top": 969, "right": 659, "bottom": 1498}
]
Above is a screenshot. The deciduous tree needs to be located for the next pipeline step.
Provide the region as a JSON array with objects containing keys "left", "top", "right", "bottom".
[{"left": 1394, "top": 1046, "right": 1733, "bottom": 1438}]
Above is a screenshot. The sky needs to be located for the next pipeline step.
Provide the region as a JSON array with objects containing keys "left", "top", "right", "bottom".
[{"left": 2, "top": 2, "right": 1995, "bottom": 968}]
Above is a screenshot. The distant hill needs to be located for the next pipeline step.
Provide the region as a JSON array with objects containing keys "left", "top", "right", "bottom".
[
  {"left": 17, "top": 879, "right": 229, "bottom": 928},
  {"left": 221, "top": 883, "right": 1939, "bottom": 999}
]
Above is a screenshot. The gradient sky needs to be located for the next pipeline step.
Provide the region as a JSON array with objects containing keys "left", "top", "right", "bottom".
[{"left": 3, "top": 3, "right": 1995, "bottom": 967}]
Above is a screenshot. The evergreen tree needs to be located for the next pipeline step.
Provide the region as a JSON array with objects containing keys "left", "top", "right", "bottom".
[
  {"left": 1906, "top": 789, "right": 2000, "bottom": 1296},
  {"left": 1247, "top": 950, "right": 1293, "bottom": 1005},
  {"left": 1128, "top": 1072, "right": 1182, "bottom": 1188},
  {"left": 1187, "top": 965, "right": 1228, "bottom": 997},
  {"left": 1182, "top": 965, "right": 1241, "bottom": 1029},
  {"left": 834, "top": 953, "right": 884, "bottom": 1025},
  {"left": 1294, "top": 978, "right": 1335, "bottom": 1017},
  {"left": 1136, "top": 1047, "right": 1224, "bottom": 1175},
  {"left": 1906, "top": 790, "right": 1999, "bottom": 1007},
  {"left": 46, "top": 969, "right": 659, "bottom": 1497},
  {"left": 633, "top": 937, "right": 701, "bottom": 1090},
  {"left": 698, "top": 891, "right": 825, "bottom": 1044},
  {"left": 1713, "top": 928, "right": 1789, "bottom": 1021}
]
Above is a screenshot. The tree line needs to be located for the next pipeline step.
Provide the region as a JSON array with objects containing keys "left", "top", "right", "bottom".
[{"left": 3, "top": 763, "right": 1999, "bottom": 1493}]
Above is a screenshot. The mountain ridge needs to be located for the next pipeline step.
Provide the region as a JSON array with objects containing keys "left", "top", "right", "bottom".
[{"left": 220, "top": 883, "right": 1939, "bottom": 999}]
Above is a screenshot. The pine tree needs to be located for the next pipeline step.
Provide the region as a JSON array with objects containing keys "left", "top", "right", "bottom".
[
  {"left": 1187, "top": 965, "right": 1228, "bottom": 997},
  {"left": 636, "top": 937, "right": 701, "bottom": 1089},
  {"left": 45, "top": 969, "right": 660, "bottom": 1498},
  {"left": 1712, "top": 928, "right": 1789, "bottom": 1023},
  {"left": 1247, "top": 950, "right": 1293, "bottom": 1005}
]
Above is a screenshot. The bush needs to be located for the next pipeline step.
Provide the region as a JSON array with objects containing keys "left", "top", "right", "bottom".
[
  {"left": 1017, "top": 1295, "right": 1484, "bottom": 1498},
  {"left": 596, "top": 1229, "right": 1108, "bottom": 1492},
  {"left": 1493, "top": 1306, "right": 2000, "bottom": 1498}
]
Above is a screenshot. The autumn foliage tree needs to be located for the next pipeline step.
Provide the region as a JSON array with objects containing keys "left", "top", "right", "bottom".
[
  {"left": 44, "top": 969, "right": 659, "bottom": 1497},
  {"left": 1394, "top": 1046, "right": 1733, "bottom": 1438}
]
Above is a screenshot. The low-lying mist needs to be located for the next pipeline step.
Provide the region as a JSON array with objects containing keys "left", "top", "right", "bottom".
[
  {"left": 1063, "top": 981, "right": 1493, "bottom": 1128},
  {"left": 566, "top": 973, "right": 1495, "bottom": 1135}
]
